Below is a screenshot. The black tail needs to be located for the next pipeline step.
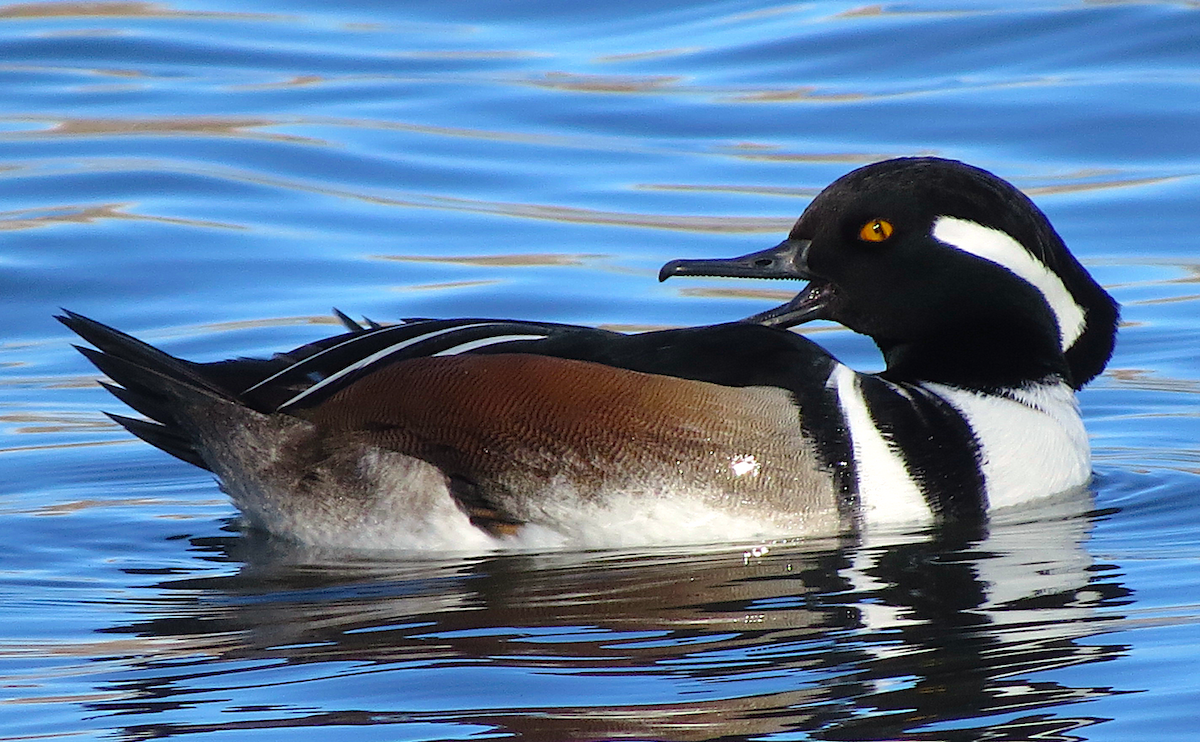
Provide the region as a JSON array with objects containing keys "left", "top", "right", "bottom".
[{"left": 57, "top": 310, "right": 240, "bottom": 470}]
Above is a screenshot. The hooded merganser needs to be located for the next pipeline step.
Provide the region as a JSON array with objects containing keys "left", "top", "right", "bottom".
[{"left": 60, "top": 157, "right": 1118, "bottom": 549}]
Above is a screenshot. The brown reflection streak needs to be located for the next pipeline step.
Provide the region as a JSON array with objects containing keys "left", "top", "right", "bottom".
[
  {"left": 1101, "top": 265, "right": 1200, "bottom": 291},
  {"left": 725, "top": 147, "right": 914, "bottom": 164},
  {"left": 836, "top": 4, "right": 886, "bottom": 17},
  {"left": 1084, "top": 0, "right": 1200, "bottom": 7},
  {"left": 389, "top": 279, "right": 501, "bottom": 292},
  {"left": 353, "top": 185, "right": 794, "bottom": 232},
  {"left": 0, "top": 411, "right": 113, "bottom": 435},
  {"left": 36, "top": 497, "right": 168, "bottom": 515},
  {"left": 1, "top": 691, "right": 125, "bottom": 705},
  {"left": 0, "top": 64, "right": 145, "bottom": 77},
  {"left": 0, "top": 203, "right": 241, "bottom": 231},
  {"left": 525, "top": 71, "right": 682, "bottom": 94},
  {"left": 593, "top": 48, "right": 701, "bottom": 63},
  {"left": 4, "top": 123, "right": 842, "bottom": 234},
  {"left": 22, "top": 150, "right": 788, "bottom": 234},
  {"left": 0, "top": 1, "right": 165, "bottom": 17},
  {"left": 1130, "top": 293, "right": 1200, "bottom": 306},
  {"left": 640, "top": 182, "right": 820, "bottom": 198},
  {"left": 51, "top": 315, "right": 354, "bottom": 349},
  {"left": 731, "top": 87, "right": 866, "bottom": 102},
  {"left": 0, "top": 634, "right": 234, "bottom": 659},
  {"left": 5, "top": 374, "right": 108, "bottom": 390},
  {"left": 233, "top": 75, "right": 327, "bottom": 90},
  {"left": 1024, "top": 175, "right": 1181, "bottom": 196},
  {"left": 1106, "top": 368, "right": 1200, "bottom": 394},
  {"left": 331, "top": 117, "right": 578, "bottom": 147},
  {"left": 0, "top": 438, "right": 129, "bottom": 455},
  {"left": 455, "top": 199, "right": 789, "bottom": 233},
  {"left": 1093, "top": 447, "right": 1200, "bottom": 476},
  {"left": 6, "top": 116, "right": 322, "bottom": 144},
  {"left": 2, "top": 113, "right": 579, "bottom": 148},
  {"left": 516, "top": 73, "right": 1047, "bottom": 107},
  {"left": 646, "top": 172, "right": 1178, "bottom": 205},
  {"left": 471, "top": 689, "right": 827, "bottom": 741},
  {"left": 372, "top": 253, "right": 606, "bottom": 267},
  {"left": 394, "top": 50, "right": 541, "bottom": 60},
  {"left": 679, "top": 286, "right": 798, "bottom": 301},
  {"left": 832, "top": 4, "right": 981, "bottom": 18},
  {"left": 0, "top": 1, "right": 279, "bottom": 20},
  {"left": 162, "top": 315, "right": 348, "bottom": 339}
]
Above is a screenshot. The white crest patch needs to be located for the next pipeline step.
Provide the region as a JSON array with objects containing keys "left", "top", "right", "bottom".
[{"left": 931, "top": 216, "right": 1086, "bottom": 351}]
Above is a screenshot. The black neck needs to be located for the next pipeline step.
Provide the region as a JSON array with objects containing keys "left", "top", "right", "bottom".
[{"left": 877, "top": 324, "right": 1070, "bottom": 391}]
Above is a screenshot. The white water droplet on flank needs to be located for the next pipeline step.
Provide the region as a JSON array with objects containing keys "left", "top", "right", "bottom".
[{"left": 730, "top": 453, "right": 761, "bottom": 477}]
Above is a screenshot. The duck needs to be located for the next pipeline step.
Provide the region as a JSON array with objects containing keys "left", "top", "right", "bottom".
[{"left": 60, "top": 157, "right": 1118, "bottom": 549}]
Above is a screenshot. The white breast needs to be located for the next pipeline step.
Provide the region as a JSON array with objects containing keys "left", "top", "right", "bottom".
[
  {"left": 926, "top": 381, "right": 1091, "bottom": 509},
  {"left": 832, "top": 365, "right": 934, "bottom": 529}
]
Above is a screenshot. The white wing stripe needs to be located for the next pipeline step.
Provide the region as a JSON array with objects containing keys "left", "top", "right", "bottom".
[
  {"left": 278, "top": 323, "right": 504, "bottom": 409},
  {"left": 242, "top": 329, "right": 387, "bottom": 396},
  {"left": 433, "top": 334, "right": 547, "bottom": 356}
]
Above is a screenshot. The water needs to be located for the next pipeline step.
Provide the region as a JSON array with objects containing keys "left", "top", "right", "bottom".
[{"left": 2, "top": 1, "right": 1198, "bottom": 739}]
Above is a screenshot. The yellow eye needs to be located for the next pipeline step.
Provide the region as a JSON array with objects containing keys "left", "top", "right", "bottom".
[{"left": 859, "top": 219, "right": 894, "bottom": 243}]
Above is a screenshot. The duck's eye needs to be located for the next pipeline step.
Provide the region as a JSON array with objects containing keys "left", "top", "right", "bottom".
[{"left": 858, "top": 219, "right": 894, "bottom": 243}]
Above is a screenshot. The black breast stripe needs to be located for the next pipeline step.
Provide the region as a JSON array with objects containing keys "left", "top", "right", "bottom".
[
  {"left": 857, "top": 378, "right": 985, "bottom": 520},
  {"left": 786, "top": 367, "right": 857, "bottom": 518}
]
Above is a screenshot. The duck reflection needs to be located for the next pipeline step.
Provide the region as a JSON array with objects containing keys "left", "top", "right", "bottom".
[{"left": 90, "top": 489, "right": 1129, "bottom": 742}]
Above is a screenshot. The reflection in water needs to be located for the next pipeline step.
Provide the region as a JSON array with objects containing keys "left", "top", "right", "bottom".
[
  {"left": 525, "top": 71, "right": 683, "bottom": 94},
  {"left": 721, "top": 146, "right": 904, "bottom": 164},
  {"left": 5, "top": 116, "right": 310, "bottom": 141},
  {"left": 0, "top": 1, "right": 276, "bottom": 21},
  {"left": 374, "top": 252, "right": 608, "bottom": 267},
  {"left": 84, "top": 491, "right": 1130, "bottom": 741},
  {"left": 1023, "top": 175, "right": 1181, "bottom": 197},
  {"left": 678, "top": 285, "right": 798, "bottom": 302},
  {"left": 0, "top": 150, "right": 797, "bottom": 233},
  {"left": 0, "top": 203, "right": 241, "bottom": 231},
  {"left": 640, "top": 182, "right": 821, "bottom": 198},
  {"left": 1108, "top": 368, "right": 1200, "bottom": 395},
  {"left": 730, "top": 87, "right": 866, "bottom": 103}
]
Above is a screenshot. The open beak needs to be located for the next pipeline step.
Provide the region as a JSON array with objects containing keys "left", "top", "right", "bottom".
[{"left": 659, "top": 238, "right": 833, "bottom": 329}]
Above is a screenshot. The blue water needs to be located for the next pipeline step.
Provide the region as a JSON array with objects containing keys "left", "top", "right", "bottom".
[{"left": 2, "top": 1, "right": 1199, "bottom": 739}]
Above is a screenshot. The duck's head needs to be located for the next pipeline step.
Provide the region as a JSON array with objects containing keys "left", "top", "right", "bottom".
[{"left": 660, "top": 157, "right": 1119, "bottom": 390}]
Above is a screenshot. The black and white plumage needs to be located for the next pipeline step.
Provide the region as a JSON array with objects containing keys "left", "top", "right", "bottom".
[{"left": 60, "top": 157, "right": 1118, "bottom": 549}]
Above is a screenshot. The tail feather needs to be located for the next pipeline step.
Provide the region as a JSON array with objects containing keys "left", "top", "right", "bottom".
[
  {"left": 333, "top": 307, "right": 382, "bottom": 331},
  {"left": 58, "top": 311, "right": 230, "bottom": 398},
  {"left": 61, "top": 311, "right": 421, "bottom": 545},
  {"left": 98, "top": 379, "right": 181, "bottom": 434},
  {"left": 106, "top": 413, "right": 210, "bottom": 470},
  {"left": 73, "top": 343, "right": 234, "bottom": 409},
  {"left": 58, "top": 311, "right": 242, "bottom": 469}
]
